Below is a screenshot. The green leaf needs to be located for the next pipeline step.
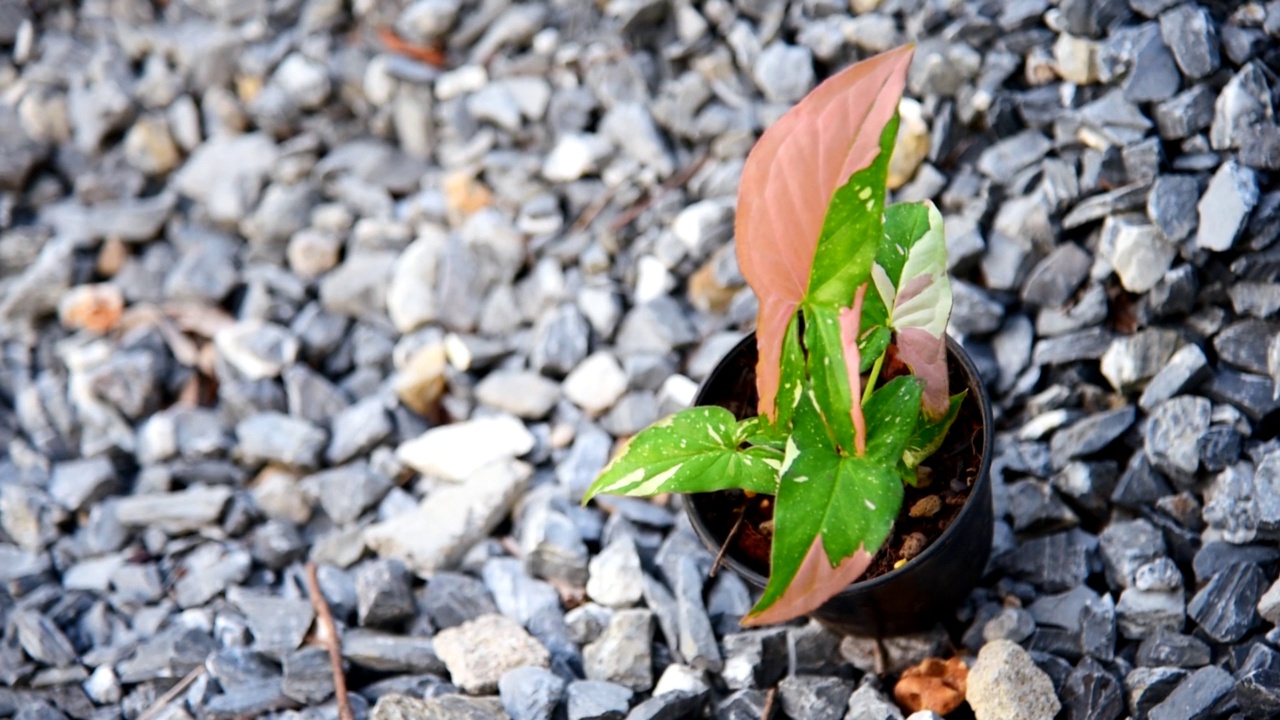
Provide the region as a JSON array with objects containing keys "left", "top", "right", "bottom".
[
  {"left": 774, "top": 313, "right": 806, "bottom": 430},
  {"left": 878, "top": 202, "right": 932, "bottom": 286},
  {"left": 903, "top": 390, "right": 966, "bottom": 469},
  {"left": 802, "top": 303, "right": 857, "bottom": 456},
  {"left": 738, "top": 415, "right": 787, "bottom": 450},
  {"left": 862, "top": 375, "right": 923, "bottom": 462},
  {"left": 582, "top": 406, "right": 782, "bottom": 502},
  {"left": 805, "top": 115, "right": 900, "bottom": 307},
  {"left": 857, "top": 325, "right": 891, "bottom": 373},
  {"left": 751, "top": 391, "right": 904, "bottom": 616}
]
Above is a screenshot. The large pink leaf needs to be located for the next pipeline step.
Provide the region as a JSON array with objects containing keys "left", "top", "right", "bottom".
[
  {"left": 741, "top": 540, "right": 873, "bottom": 627},
  {"left": 736, "top": 46, "right": 915, "bottom": 419}
]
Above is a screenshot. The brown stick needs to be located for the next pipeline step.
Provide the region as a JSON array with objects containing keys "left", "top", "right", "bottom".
[
  {"left": 607, "top": 153, "right": 710, "bottom": 234},
  {"left": 306, "top": 562, "right": 355, "bottom": 720},
  {"left": 137, "top": 665, "right": 205, "bottom": 720},
  {"left": 709, "top": 506, "right": 746, "bottom": 578},
  {"left": 761, "top": 685, "right": 778, "bottom": 719}
]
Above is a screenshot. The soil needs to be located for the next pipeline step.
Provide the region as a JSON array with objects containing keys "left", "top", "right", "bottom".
[{"left": 694, "top": 338, "right": 986, "bottom": 583}]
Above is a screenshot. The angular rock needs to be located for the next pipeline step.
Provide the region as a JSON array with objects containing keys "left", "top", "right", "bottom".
[
  {"left": 967, "top": 640, "right": 1060, "bottom": 720},
  {"left": 584, "top": 609, "right": 653, "bottom": 692},
  {"left": 434, "top": 614, "right": 551, "bottom": 694},
  {"left": 397, "top": 414, "right": 535, "bottom": 481},
  {"left": 778, "top": 675, "right": 853, "bottom": 720},
  {"left": 499, "top": 666, "right": 566, "bottom": 720},
  {"left": 1149, "top": 665, "right": 1233, "bottom": 720},
  {"left": 1188, "top": 562, "right": 1265, "bottom": 643},
  {"left": 1195, "top": 160, "right": 1259, "bottom": 252},
  {"left": 1144, "top": 396, "right": 1211, "bottom": 483},
  {"left": 566, "top": 680, "right": 632, "bottom": 720}
]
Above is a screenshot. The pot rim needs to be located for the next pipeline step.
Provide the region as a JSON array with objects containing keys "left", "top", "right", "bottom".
[{"left": 685, "top": 331, "right": 995, "bottom": 597}]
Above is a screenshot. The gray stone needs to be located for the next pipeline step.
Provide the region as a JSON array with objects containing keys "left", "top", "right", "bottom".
[
  {"left": 1033, "top": 328, "right": 1113, "bottom": 365},
  {"left": 843, "top": 677, "right": 903, "bottom": 720},
  {"left": 1159, "top": 5, "right": 1219, "bottom": 80},
  {"left": 12, "top": 610, "right": 76, "bottom": 667},
  {"left": 1139, "top": 344, "right": 1209, "bottom": 411},
  {"left": 1188, "top": 562, "right": 1265, "bottom": 643},
  {"left": 752, "top": 42, "right": 814, "bottom": 104},
  {"left": 584, "top": 609, "right": 653, "bottom": 691},
  {"left": 1196, "top": 159, "right": 1259, "bottom": 252},
  {"left": 1099, "top": 329, "right": 1180, "bottom": 393},
  {"left": 1002, "top": 530, "right": 1096, "bottom": 592},
  {"left": 721, "top": 630, "right": 787, "bottom": 691},
  {"left": 1126, "top": 667, "right": 1187, "bottom": 719},
  {"left": 1145, "top": 396, "right": 1211, "bottom": 483},
  {"left": 1135, "top": 557, "right": 1184, "bottom": 592},
  {"left": 357, "top": 559, "right": 416, "bottom": 628},
  {"left": 434, "top": 614, "right": 551, "bottom": 694},
  {"left": 307, "top": 461, "right": 392, "bottom": 525},
  {"left": 1050, "top": 407, "right": 1135, "bottom": 467},
  {"left": 500, "top": 666, "right": 566, "bottom": 720},
  {"left": 586, "top": 535, "right": 644, "bottom": 608},
  {"left": 1216, "top": 319, "right": 1274, "bottom": 375},
  {"left": 1136, "top": 630, "right": 1210, "bottom": 668},
  {"left": 48, "top": 456, "right": 116, "bottom": 512},
  {"left": 566, "top": 680, "right": 632, "bottom": 720},
  {"left": 327, "top": 396, "right": 393, "bottom": 465},
  {"left": 229, "top": 588, "right": 315, "bottom": 654},
  {"left": 1116, "top": 587, "right": 1185, "bottom": 639},
  {"left": 422, "top": 571, "right": 498, "bottom": 629},
  {"left": 476, "top": 370, "right": 561, "bottom": 419},
  {"left": 1146, "top": 174, "right": 1200, "bottom": 242},
  {"left": 174, "top": 132, "right": 278, "bottom": 224},
  {"left": 1099, "top": 519, "right": 1167, "bottom": 589},
  {"left": 1211, "top": 63, "right": 1273, "bottom": 151},
  {"left": 1021, "top": 244, "right": 1091, "bottom": 308},
  {"left": 1116, "top": 24, "right": 1181, "bottom": 102},
  {"left": 319, "top": 251, "right": 398, "bottom": 318},
  {"left": 951, "top": 279, "right": 1005, "bottom": 335},
  {"left": 482, "top": 556, "right": 562, "bottom": 627},
  {"left": 531, "top": 304, "right": 591, "bottom": 377},
  {"left": 364, "top": 461, "right": 532, "bottom": 577},
  {"left": 114, "top": 485, "right": 233, "bottom": 534},
  {"left": 778, "top": 675, "right": 853, "bottom": 720},
  {"left": 236, "top": 412, "right": 327, "bottom": 469},
  {"left": 342, "top": 629, "right": 445, "bottom": 674},
  {"left": 1149, "top": 666, "right": 1233, "bottom": 720},
  {"left": 282, "top": 647, "right": 334, "bottom": 704},
  {"left": 978, "top": 130, "right": 1053, "bottom": 179}
]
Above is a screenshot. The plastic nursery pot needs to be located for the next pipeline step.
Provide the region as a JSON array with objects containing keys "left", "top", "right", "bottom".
[{"left": 685, "top": 332, "right": 994, "bottom": 637}]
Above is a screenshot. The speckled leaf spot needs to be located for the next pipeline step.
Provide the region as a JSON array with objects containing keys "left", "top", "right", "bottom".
[{"left": 582, "top": 406, "right": 782, "bottom": 502}]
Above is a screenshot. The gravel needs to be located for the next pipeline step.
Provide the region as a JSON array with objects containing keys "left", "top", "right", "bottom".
[{"left": 2, "top": 0, "right": 1279, "bottom": 716}]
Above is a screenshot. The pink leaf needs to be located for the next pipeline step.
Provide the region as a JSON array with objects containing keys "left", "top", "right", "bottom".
[
  {"left": 839, "top": 284, "right": 868, "bottom": 456},
  {"left": 896, "top": 326, "right": 950, "bottom": 419},
  {"left": 741, "top": 541, "right": 873, "bottom": 627},
  {"left": 736, "top": 46, "right": 915, "bottom": 419}
]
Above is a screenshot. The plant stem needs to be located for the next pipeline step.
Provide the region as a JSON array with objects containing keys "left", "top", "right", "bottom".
[
  {"left": 710, "top": 506, "right": 747, "bottom": 578},
  {"left": 861, "top": 351, "right": 885, "bottom": 406},
  {"left": 306, "top": 562, "right": 355, "bottom": 720}
]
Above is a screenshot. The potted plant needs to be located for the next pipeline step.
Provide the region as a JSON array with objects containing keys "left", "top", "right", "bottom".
[{"left": 584, "top": 44, "right": 993, "bottom": 636}]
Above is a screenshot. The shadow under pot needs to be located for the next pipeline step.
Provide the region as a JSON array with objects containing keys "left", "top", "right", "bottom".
[{"left": 684, "top": 332, "right": 995, "bottom": 638}]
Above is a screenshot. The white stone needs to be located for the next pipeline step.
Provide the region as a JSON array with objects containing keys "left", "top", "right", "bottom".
[
  {"left": 543, "top": 134, "right": 609, "bottom": 183},
  {"left": 397, "top": 414, "right": 535, "bottom": 481},
  {"left": 634, "top": 256, "right": 675, "bottom": 304},
  {"left": 214, "top": 320, "right": 299, "bottom": 380},
  {"left": 672, "top": 200, "right": 733, "bottom": 258},
  {"left": 1099, "top": 214, "right": 1176, "bottom": 294},
  {"left": 586, "top": 535, "right": 644, "bottom": 608},
  {"left": 563, "top": 352, "right": 629, "bottom": 416},
  {"left": 967, "top": 640, "right": 1060, "bottom": 720},
  {"left": 273, "top": 53, "right": 331, "bottom": 110},
  {"left": 435, "top": 65, "right": 488, "bottom": 101},
  {"left": 364, "top": 460, "right": 532, "bottom": 576},
  {"left": 387, "top": 233, "right": 445, "bottom": 333},
  {"left": 1258, "top": 576, "right": 1280, "bottom": 625},
  {"left": 84, "top": 665, "right": 122, "bottom": 705},
  {"left": 474, "top": 370, "right": 561, "bottom": 419}
]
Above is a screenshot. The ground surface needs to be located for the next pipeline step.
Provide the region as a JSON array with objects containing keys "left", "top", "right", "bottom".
[{"left": 1, "top": 0, "right": 1279, "bottom": 719}]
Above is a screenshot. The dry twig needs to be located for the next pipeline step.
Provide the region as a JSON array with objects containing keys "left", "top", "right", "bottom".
[
  {"left": 137, "top": 665, "right": 205, "bottom": 720},
  {"left": 709, "top": 506, "right": 747, "bottom": 578},
  {"left": 306, "top": 562, "right": 355, "bottom": 720},
  {"left": 761, "top": 685, "right": 778, "bottom": 719},
  {"left": 607, "top": 153, "right": 709, "bottom": 233}
]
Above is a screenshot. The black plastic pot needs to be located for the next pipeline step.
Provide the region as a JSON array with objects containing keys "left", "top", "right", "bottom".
[{"left": 685, "top": 332, "right": 994, "bottom": 637}]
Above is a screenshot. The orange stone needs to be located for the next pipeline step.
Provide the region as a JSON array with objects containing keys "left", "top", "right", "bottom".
[
  {"left": 893, "top": 656, "right": 969, "bottom": 716},
  {"left": 58, "top": 284, "right": 125, "bottom": 333}
]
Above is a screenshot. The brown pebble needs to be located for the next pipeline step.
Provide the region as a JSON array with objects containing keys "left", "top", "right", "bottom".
[
  {"left": 909, "top": 495, "right": 942, "bottom": 518},
  {"left": 900, "top": 532, "right": 928, "bottom": 561},
  {"left": 97, "top": 237, "right": 128, "bottom": 277},
  {"left": 894, "top": 656, "right": 968, "bottom": 715}
]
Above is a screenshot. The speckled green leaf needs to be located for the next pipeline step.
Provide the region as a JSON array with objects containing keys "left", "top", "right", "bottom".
[
  {"left": 583, "top": 406, "right": 782, "bottom": 502},
  {"left": 903, "top": 390, "right": 966, "bottom": 470},
  {"left": 802, "top": 303, "right": 857, "bottom": 455}
]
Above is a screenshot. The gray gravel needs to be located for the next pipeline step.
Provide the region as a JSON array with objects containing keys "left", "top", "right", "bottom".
[{"left": 1, "top": 0, "right": 1280, "bottom": 719}]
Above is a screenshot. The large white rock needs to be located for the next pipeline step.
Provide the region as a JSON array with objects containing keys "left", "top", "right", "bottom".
[
  {"left": 966, "top": 640, "right": 1060, "bottom": 720},
  {"left": 397, "top": 414, "right": 535, "bottom": 481},
  {"left": 363, "top": 460, "right": 532, "bottom": 577}
]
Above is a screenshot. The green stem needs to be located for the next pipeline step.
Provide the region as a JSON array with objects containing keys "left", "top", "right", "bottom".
[{"left": 861, "top": 351, "right": 885, "bottom": 406}]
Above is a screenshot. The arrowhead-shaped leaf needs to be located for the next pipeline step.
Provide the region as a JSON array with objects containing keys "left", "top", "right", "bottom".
[
  {"left": 736, "top": 46, "right": 914, "bottom": 421},
  {"left": 582, "top": 407, "right": 782, "bottom": 502},
  {"left": 903, "top": 390, "right": 966, "bottom": 470},
  {"left": 743, "top": 388, "right": 907, "bottom": 625},
  {"left": 869, "top": 201, "right": 953, "bottom": 419}
]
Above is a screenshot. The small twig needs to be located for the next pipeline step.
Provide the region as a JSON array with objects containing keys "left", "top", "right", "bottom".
[
  {"left": 137, "top": 665, "right": 204, "bottom": 720},
  {"left": 569, "top": 184, "right": 618, "bottom": 234},
  {"left": 306, "top": 562, "right": 355, "bottom": 720},
  {"left": 761, "top": 685, "right": 778, "bottom": 720},
  {"left": 607, "top": 153, "right": 709, "bottom": 234},
  {"left": 709, "top": 507, "right": 747, "bottom": 578}
]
